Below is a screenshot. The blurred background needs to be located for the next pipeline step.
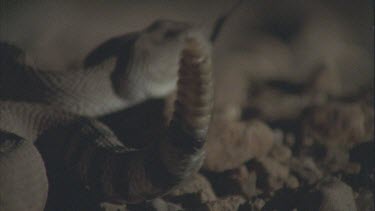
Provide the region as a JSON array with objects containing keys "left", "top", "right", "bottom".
[{"left": 0, "top": 0, "right": 373, "bottom": 98}]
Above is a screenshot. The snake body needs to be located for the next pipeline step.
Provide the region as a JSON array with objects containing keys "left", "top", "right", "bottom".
[{"left": 0, "top": 20, "right": 213, "bottom": 210}]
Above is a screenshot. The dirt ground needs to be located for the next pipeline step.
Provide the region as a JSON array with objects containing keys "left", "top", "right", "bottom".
[{"left": 1, "top": 1, "right": 373, "bottom": 210}]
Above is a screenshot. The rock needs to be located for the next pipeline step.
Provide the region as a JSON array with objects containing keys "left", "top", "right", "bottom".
[
  {"left": 128, "top": 199, "right": 183, "bottom": 211},
  {"left": 228, "top": 166, "right": 257, "bottom": 198},
  {"left": 203, "top": 165, "right": 257, "bottom": 199},
  {"left": 237, "top": 168, "right": 257, "bottom": 198},
  {"left": 100, "top": 202, "right": 127, "bottom": 211},
  {"left": 253, "top": 198, "right": 266, "bottom": 210},
  {"left": 259, "top": 157, "right": 290, "bottom": 180},
  {"left": 150, "top": 198, "right": 184, "bottom": 211},
  {"left": 197, "top": 196, "right": 246, "bottom": 211},
  {"left": 257, "top": 157, "right": 290, "bottom": 191},
  {"left": 260, "top": 188, "right": 300, "bottom": 210},
  {"left": 355, "top": 189, "right": 374, "bottom": 211},
  {"left": 286, "top": 175, "right": 300, "bottom": 189},
  {"left": 290, "top": 157, "right": 323, "bottom": 185},
  {"left": 204, "top": 119, "right": 275, "bottom": 171},
  {"left": 299, "top": 178, "right": 357, "bottom": 211},
  {"left": 238, "top": 198, "right": 265, "bottom": 211},
  {"left": 318, "top": 147, "right": 350, "bottom": 173},
  {"left": 267, "top": 177, "right": 285, "bottom": 192},
  {"left": 269, "top": 142, "right": 292, "bottom": 163},
  {"left": 168, "top": 174, "right": 216, "bottom": 203},
  {"left": 302, "top": 102, "right": 374, "bottom": 148}
]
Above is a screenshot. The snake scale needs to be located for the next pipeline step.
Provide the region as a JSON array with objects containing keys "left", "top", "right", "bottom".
[{"left": 0, "top": 20, "right": 213, "bottom": 210}]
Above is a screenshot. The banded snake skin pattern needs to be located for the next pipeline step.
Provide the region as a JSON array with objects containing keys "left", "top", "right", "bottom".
[{"left": 0, "top": 20, "right": 213, "bottom": 210}]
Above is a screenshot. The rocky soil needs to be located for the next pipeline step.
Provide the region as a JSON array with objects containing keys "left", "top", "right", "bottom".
[{"left": 102, "top": 68, "right": 374, "bottom": 211}]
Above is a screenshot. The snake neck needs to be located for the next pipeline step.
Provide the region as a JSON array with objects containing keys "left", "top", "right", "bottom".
[{"left": 0, "top": 59, "right": 130, "bottom": 117}]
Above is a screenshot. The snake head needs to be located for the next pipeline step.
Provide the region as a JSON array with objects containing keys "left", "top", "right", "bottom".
[
  {"left": 111, "top": 20, "right": 210, "bottom": 104},
  {"left": 84, "top": 20, "right": 210, "bottom": 105}
]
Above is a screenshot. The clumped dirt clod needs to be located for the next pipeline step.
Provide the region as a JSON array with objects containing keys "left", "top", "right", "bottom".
[
  {"left": 203, "top": 119, "right": 276, "bottom": 172},
  {"left": 299, "top": 177, "right": 358, "bottom": 211}
]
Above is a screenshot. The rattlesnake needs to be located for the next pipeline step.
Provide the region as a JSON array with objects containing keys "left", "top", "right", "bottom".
[{"left": 0, "top": 20, "right": 213, "bottom": 210}]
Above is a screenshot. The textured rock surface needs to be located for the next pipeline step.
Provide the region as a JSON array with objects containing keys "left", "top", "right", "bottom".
[
  {"left": 355, "top": 189, "right": 374, "bottom": 211},
  {"left": 290, "top": 157, "right": 323, "bottom": 185},
  {"left": 300, "top": 178, "right": 358, "bottom": 211},
  {"left": 302, "top": 102, "right": 374, "bottom": 148},
  {"left": 196, "top": 196, "right": 246, "bottom": 211},
  {"left": 204, "top": 119, "right": 275, "bottom": 171},
  {"left": 149, "top": 198, "right": 184, "bottom": 211},
  {"left": 100, "top": 202, "right": 128, "bottom": 211},
  {"left": 168, "top": 174, "right": 217, "bottom": 203}
]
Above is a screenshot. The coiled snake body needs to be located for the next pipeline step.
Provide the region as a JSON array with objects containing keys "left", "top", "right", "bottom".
[{"left": 0, "top": 20, "right": 213, "bottom": 210}]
